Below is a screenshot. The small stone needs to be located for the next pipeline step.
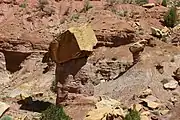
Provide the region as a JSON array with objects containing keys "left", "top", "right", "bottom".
[
  {"left": 169, "top": 97, "right": 178, "bottom": 103},
  {"left": 151, "top": 110, "right": 160, "bottom": 116},
  {"left": 43, "top": 6, "right": 55, "bottom": 16},
  {"left": 143, "top": 3, "right": 155, "bottom": 8},
  {"left": 159, "top": 110, "right": 169, "bottom": 115},
  {"left": 173, "top": 67, "right": 180, "bottom": 80},
  {"left": 151, "top": 115, "right": 158, "bottom": 120},
  {"left": 173, "top": 24, "right": 180, "bottom": 33},
  {"left": 141, "top": 111, "right": 151, "bottom": 116},
  {"left": 146, "top": 95, "right": 160, "bottom": 102},
  {"left": 141, "top": 98, "right": 160, "bottom": 109},
  {"left": 141, "top": 115, "right": 150, "bottom": 120},
  {"left": 155, "top": 63, "right": 164, "bottom": 74},
  {"left": 101, "top": 80, "right": 105, "bottom": 83},
  {"left": 32, "top": 92, "right": 44, "bottom": 97},
  {"left": 20, "top": 93, "right": 30, "bottom": 100},
  {"left": 139, "top": 89, "right": 152, "bottom": 98},
  {"left": 151, "top": 27, "right": 162, "bottom": 38},
  {"left": 0, "top": 101, "right": 10, "bottom": 116},
  {"left": 163, "top": 80, "right": 178, "bottom": 90},
  {"left": 161, "top": 27, "right": 170, "bottom": 37}
]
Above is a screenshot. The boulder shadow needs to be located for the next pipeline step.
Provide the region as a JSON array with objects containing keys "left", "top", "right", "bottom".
[{"left": 17, "top": 97, "right": 53, "bottom": 112}]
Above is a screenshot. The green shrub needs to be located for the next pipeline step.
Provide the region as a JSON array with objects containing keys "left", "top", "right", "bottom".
[
  {"left": 122, "top": 0, "right": 134, "bottom": 4},
  {"left": 124, "top": 108, "right": 140, "bottom": 120},
  {"left": 41, "top": 105, "right": 70, "bottom": 120},
  {"left": 81, "top": 0, "right": 93, "bottom": 13},
  {"left": 164, "top": 6, "right": 178, "bottom": 28},
  {"left": 135, "top": 0, "right": 148, "bottom": 5},
  {"left": 0, "top": 116, "right": 13, "bottom": 120},
  {"left": 70, "top": 13, "right": 80, "bottom": 21},
  {"left": 19, "top": 0, "right": 27, "bottom": 8},
  {"left": 162, "top": 0, "right": 167, "bottom": 7},
  {"left": 38, "top": 0, "right": 49, "bottom": 10},
  {"left": 50, "top": 77, "right": 57, "bottom": 93},
  {"left": 106, "top": 0, "right": 120, "bottom": 6}
]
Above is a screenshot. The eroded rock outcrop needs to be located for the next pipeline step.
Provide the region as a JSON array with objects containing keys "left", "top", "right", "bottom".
[
  {"left": 49, "top": 23, "right": 98, "bottom": 104},
  {"left": 0, "top": 52, "right": 10, "bottom": 85},
  {"left": 93, "top": 19, "right": 136, "bottom": 47},
  {"left": 49, "top": 23, "right": 134, "bottom": 104},
  {"left": 129, "top": 40, "right": 147, "bottom": 64},
  {"left": 49, "top": 23, "right": 97, "bottom": 64}
]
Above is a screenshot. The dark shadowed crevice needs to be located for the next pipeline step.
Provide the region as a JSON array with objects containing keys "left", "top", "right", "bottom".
[{"left": 2, "top": 51, "right": 31, "bottom": 73}]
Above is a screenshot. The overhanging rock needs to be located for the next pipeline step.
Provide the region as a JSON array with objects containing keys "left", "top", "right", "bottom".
[{"left": 49, "top": 23, "right": 97, "bottom": 63}]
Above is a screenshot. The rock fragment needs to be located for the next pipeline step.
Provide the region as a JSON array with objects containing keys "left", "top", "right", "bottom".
[
  {"left": 169, "top": 96, "right": 178, "bottom": 105},
  {"left": 139, "top": 89, "right": 152, "bottom": 98},
  {"left": 129, "top": 40, "right": 147, "bottom": 64},
  {"left": 85, "top": 96, "right": 124, "bottom": 120},
  {"left": 141, "top": 111, "right": 151, "bottom": 116},
  {"left": 141, "top": 115, "right": 150, "bottom": 120},
  {"left": 163, "top": 80, "right": 178, "bottom": 90},
  {"left": 140, "top": 96, "right": 161, "bottom": 109},
  {"left": 151, "top": 27, "right": 170, "bottom": 38},
  {"left": 159, "top": 110, "right": 169, "bottom": 115},
  {"left": 142, "top": 99, "right": 160, "bottom": 109},
  {"left": 155, "top": 63, "right": 164, "bottom": 74},
  {"left": 173, "top": 67, "right": 180, "bottom": 81},
  {"left": 142, "top": 3, "right": 155, "bottom": 8},
  {"left": 151, "top": 27, "right": 162, "bottom": 38}
]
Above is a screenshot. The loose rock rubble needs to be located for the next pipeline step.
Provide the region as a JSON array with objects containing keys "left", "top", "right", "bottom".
[
  {"left": 163, "top": 80, "right": 178, "bottom": 90},
  {"left": 85, "top": 96, "right": 124, "bottom": 120},
  {"left": 151, "top": 27, "right": 170, "bottom": 38}
]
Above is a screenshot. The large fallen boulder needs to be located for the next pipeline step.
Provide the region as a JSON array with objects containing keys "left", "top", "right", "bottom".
[
  {"left": 49, "top": 23, "right": 98, "bottom": 64},
  {"left": 52, "top": 23, "right": 98, "bottom": 104}
]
